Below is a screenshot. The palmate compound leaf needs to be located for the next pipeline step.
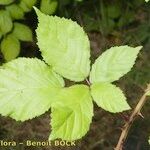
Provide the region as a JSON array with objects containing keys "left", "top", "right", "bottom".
[
  {"left": 90, "top": 46, "right": 142, "bottom": 83},
  {"left": 50, "top": 84, "right": 93, "bottom": 141},
  {"left": 35, "top": 8, "right": 91, "bottom": 82},
  {"left": 0, "top": 58, "right": 64, "bottom": 121},
  {"left": 91, "top": 83, "right": 131, "bottom": 113}
]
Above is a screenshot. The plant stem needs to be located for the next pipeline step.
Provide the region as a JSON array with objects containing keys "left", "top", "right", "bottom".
[{"left": 115, "top": 84, "right": 150, "bottom": 150}]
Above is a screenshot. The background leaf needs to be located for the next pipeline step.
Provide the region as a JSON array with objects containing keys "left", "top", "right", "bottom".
[
  {"left": 19, "top": 0, "right": 37, "bottom": 12},
  {"left": 0, "top": 32, "right": 2, "bottom": 40},
  {"left": 13, "top": 23, "right": 33, "bottom": 41},
  {"left": 91, "top": 83, "right": 130, "bottom": 113},
  {"left": 0, "top": 10, "right": 13, "bottom": 34},
  {"left": 6, "top": 4, "right": 24, "bottom": 20},
  {"left": 35, "top": 8, "right": 91, "bottom": 82},
  {"left": 1, "top": 34, "right": 20, "bottom": 61},
  {"left": 22, "top": 0, "right": 37, "bottom": 9},
  {"left": 90, "top": 46, "right": 142, "bottom": 83},
  {"left": 40, "top": 0, "right": 58, "bottom": 15},
  {"left": 0, "top": 58, "right": 64, "bottom": 121},
  {"left": 0, "top": 0, "right": 14, "bottom": 5},
  {"left": 50, "top": 84, "right": 93, "bottom": 141},
  {"left": 19, "top": 1, "right": 31, "bottom": 12},
  {"left": 107, "top": 4, "right": 121, "bottom": 19}
]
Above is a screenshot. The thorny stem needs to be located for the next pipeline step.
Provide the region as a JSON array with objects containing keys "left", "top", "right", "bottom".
[{"left": 115, "top": 84, "right": 150, "bottom": 150}]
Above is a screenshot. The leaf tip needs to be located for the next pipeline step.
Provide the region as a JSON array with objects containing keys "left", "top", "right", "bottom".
[
  {"left": 49, "top": 133, "right": 56, "bottom": 141},
  {"left": 125, "top": 104, "right": 131, "bottom": 111},
  {"left": 33, "top": 6, "right": 38, "bottom": 12},
  {"left": 135, "top": 46, "right": 143, "bottom": 52},
  {"left": 33, "top": 7, "right": 42, "bottom": 17}
]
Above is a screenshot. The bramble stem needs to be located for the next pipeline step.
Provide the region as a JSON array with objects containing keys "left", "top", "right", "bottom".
[{"left": 115, "top": 84, "right": 150, "bottom": 150}]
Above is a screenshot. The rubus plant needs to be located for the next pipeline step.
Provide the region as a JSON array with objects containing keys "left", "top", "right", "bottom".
[
  {"left": 0, "top": 8, "right": 148, "bottom": 145},
  {"left": 0, "top": 0, "right": 58, "bottom": 61}
]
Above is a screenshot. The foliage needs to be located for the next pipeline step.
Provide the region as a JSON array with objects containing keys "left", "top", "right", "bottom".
[
  {"left": 0, "top": 0, "right": 58, "bottom": 62},
  {"left": 0, "top": 0, "right": 14, "bottom": 5},
  {"left": 0, "top": 58, "right": 64, "bottom": 121},
  {"left": 89, "top": 46, "right": 141, "bottom": 83},
  {"left": 50, "top": 84, "right": 93, "bottom": 140},
  {"left": 40, "top": 0, "right": 58, "bottom": 15},
  {"left": 0, "top": 10, "right": 13, "bottom": 34},
  {"left": 12, "top": 22, "right": 33, "bottom": 41},
  {"left": 1, "top": 34, "right": 20, "bottom": 61},
  {"left": 36, "top": 9, "right": 90, "bottom": 81},
  {"left": 0, "top": 8, "right": 142, "bottom": 141},
  {"left": 91, "top": 83, "right": 130, "bottom": 113},
  {"left": 0, "top": 0, "right": 149, "bottom": 61},
  {"left": 56, "top": 0, "right": 149, "bottom": 38}
]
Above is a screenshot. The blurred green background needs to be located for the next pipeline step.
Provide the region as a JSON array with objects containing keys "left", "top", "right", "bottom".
[{"left": 0, "top": 0, "right": 150, "bottom": 150}]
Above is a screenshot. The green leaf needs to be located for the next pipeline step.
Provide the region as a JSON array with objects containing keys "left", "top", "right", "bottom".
[
  {"left": 0, "top": 0, "right": 14, "bottom": 5},
  {"left": 1, "top": 34, "right": 20, "bottom": 61},
  {"left": 50, "top": 84, "right": 93, "bottom": 141},
  {"left": 19, "top": 1, "right": 31, "bottom": 12},
  {"left": 145, "top": 0, "right": 149, "bottom": 2},
  {"left": 0, "top": 10, "right": 13, "bottom": 34},
  {"left": 19, "top": 0, "right": 37, "bottom": 12},
  {"left": 6, "top": 4, "right": 24, "bottom": 20},
  {"left": 107, "top": 4, "right": 121, "bottom": 19},
  {"left": 40, "top": 0, "right": 58, "bottom": 15},
  {"left": 0, "top": 32, "right": 2, "bottom": 39},
  {"left": 12, "top": 23, "right": 33, "bottom": 41},
  {"left": 0, "top": 58, "right": 64, "bottom": 121},
  {"left": 91, "top": 83, "right": 131, "bottom": 113},
  {"left": 117, "top": 11, "right": 135, "bottom": 28},
  {"left": 22, "top": 0, "right": 37, "bottom": 8},
  {"left": 35, "top": 8, "right": 91, "bottom": 82},
  {"left": 90, "top": 46, "right": 142, "bottom": 83}
]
